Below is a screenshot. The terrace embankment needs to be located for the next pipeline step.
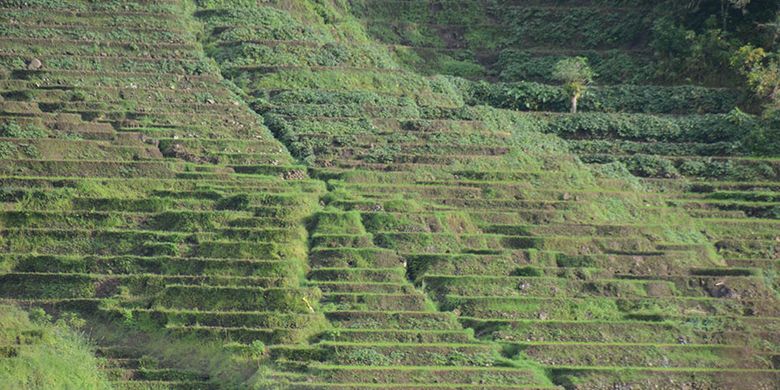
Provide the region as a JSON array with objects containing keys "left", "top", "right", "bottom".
[
  {"left": 0, "top": 0, "right": 777, "bottom": 389},
  {"left": 194, "top": 1, "right": 779, "bottom": 389}
]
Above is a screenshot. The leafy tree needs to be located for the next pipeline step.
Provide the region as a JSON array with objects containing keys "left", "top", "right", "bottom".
[
  {"left": 731, "top": 46, "right": 780, "bottom": 156},
  {"left": 552, "top": 57, "right": 594, "bottom": 113},
  {"left": 650, "top": 17, "right": 739, "bottom": 85},
  {"left": 731, "top": 45, "right": 780, "bottom": 110}
]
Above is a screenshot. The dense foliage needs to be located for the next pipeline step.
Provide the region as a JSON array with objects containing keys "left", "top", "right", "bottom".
[{"left": 0, "top": 305, "right": 111, "bottom": 390}]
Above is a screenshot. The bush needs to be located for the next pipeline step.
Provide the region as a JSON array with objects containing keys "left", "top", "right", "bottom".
[
  {"left": 539, "top": 111, "right": 756, "bottom": 145},
  {"left": 0, "top": 305, "right": 111, "bottom": 390},
  {"left": 741, "top": 110, "right": 780, "bottom": 156},
  {"left": 650, "top": 17, "right": 740, "bottom": 85},
  {"left": 0, "top": 121, "right": 48, "bottom": 138},
  {"left": 622, "top": 155, "right": 681, "bottom": 178}
]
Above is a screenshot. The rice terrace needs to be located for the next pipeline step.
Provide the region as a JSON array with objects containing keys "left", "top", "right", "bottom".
[{"left": 0, "top": 0, "right": 779, "bottom": 389}]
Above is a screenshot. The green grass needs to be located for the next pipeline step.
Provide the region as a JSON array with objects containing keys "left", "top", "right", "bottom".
[
  {"left": 0, "top": 0, "right": 777, "bottom": 388},
  {"left": 0, "top": 304, "right": 112, "bottom": 390}
]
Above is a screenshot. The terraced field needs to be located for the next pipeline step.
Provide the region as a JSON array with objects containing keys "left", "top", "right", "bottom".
[
  {"left": 0, "top": 1, "right": 327, "bottom": 387},
  {"left": 0, "top": 0, "right": 778, "bottom": 389}
]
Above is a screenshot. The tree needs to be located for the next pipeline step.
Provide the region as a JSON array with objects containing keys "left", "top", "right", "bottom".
[
  {"left": 731, "top": 45, "right": 779, "bottom": 110},
  {"left": 552, "top": 57, "right": 595, "bottom": 113},
  {"left": 731, "top": 45, "right": 780, "bottom": 156}
]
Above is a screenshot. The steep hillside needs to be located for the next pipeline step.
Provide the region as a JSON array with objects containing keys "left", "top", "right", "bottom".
[
  {"left": 194, "top": 0, "right": 779, "bottom": 388},
  {"left": 0, "top": 0, "right": 327, "bottom": 387},
  {"left": 0, "top": 0, "right": 777, "bottom": 389}
]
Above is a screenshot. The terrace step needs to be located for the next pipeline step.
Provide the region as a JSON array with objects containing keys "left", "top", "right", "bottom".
[
  {"left": 155, "top": 285, "right": 316, "bottom": 312},
  {"left": 110, "top": 380, "right": 218, "bottom": 390},
  {"left": 669, "top": 199, "right": 780, "bottom": 219},
  {"left": 0, "top": 175, "right": 318, "bottom": 191},
  {"left": 516, "top": 342, "right": 773, "bottom": 369},
  {"left": 445, "top": 295, "right": 780, "bottom": 320},
  {"left": 304, "top": 364, "right": 548, "bottom": 386},
  {"left": 309, "top": 267, "right": 408, "bottom": 283},
  {"left": 6, "top": 254, "right": 297, "bottom": 277},
  {"left": 421, "top": 275, "right": 681, "bottom": 299},
  {"left": 406, "top": 250, "right": 708, "bottom": 278},
  {"left": 0, "top": 54, "right": 202, "bottom": 76},
  {"left": 102, "top": 367, "right": 208, "bottom": 382},
  {"left": 164, "top": 325, "right": 302, "bottom": 344},
  {"left": 725, "top": 258, "right": 779, "bottom": 271},
  {"left": 0, "top": 37, "right": 200, "bottom": 59},
  {"left": 0, "top": 137, "right": 161, "bottom": 160},
  {"left": 0, "top": 272, "right": 295, "bottom": 297},
  {"left": 321, "top": 292, "right": 428, "bottom": 311},
  {"left": 461, "top": 318, "right": 766, "bottom": 345},
  {"left": 425, "top": 273, "right": 774, "bottom": 299},
  {"left": 314, "top": 342, "right": 497, "bottom": 366},
  {"left": 569, "top": 139, "right": 741, "bottom": 157},
  {"left": 324, "top": 311, "right": 460, "bottom": 330},
  {"left": 102, "top": 358, "right": 141, "bottom": 369},
  {"left": 8, "top": 71, "right": 221, "bottom": 90},
  {"left": 0, "top": 159, "right": 180, "bottom": 178},
  {"left": 376, "top": 231, "right": 670, "bottom": 254},
  {"left": 0, "top": 228, "right": 306, "bottom": 258},
  {"left": 111, "top": 309, "right": 324, "bottom": 330},
  {"left": 287, "top": 384, "right": 557, "bottom": 389},
  {"left": 271, "top": 341, "right": 495, "bottom": 366},
  {"left": 316, "top": 282, "right": 416, "bottom": 294},
  {"left": 324, "top": 329, "right": 474, "bottom": 343},
  {"left": 548, "top": 367, "right": 779, "bottom": 389}
]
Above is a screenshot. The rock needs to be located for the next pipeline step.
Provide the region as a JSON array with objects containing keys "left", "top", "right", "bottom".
[
  {"left": 27, "top": 58, "right": 42, "bottom": 70},
  {"left": 709, "top": 282, "right": 739, "bottom": 299}
]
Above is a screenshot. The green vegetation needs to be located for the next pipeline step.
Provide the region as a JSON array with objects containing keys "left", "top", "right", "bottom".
[
  {"left": 0, "top": 305, "right": 111, "bottom": 389},
  {"left": 0, "top": 0, "right": 777, "bottom": 389},
  {"left": 732, "top": 44, "right": 780, "bottom": 113},
  {"left": 552, "top": 57, "right": 595, "bottom": 113}
]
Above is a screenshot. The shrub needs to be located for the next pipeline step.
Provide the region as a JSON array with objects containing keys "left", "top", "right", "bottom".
[
  {"left": 650, "top": 17, "right": 740, "bottom": 85},
  {"left": 0, "top": 121, "right": 48, "bottom": 138},
  {"left": 0, "top": 305, "right": 111, "bottom": 390},
  {"left": 622, "top": 155, "right": 681, "bottom": 178}
]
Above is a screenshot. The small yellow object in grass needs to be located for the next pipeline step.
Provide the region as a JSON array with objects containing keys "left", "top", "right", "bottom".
[{"left": 302, "top": 296, "right": 315, "bottom": 313}]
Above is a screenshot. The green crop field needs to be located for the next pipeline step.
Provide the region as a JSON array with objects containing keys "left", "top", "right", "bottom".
[{"left": 0, "top": 0, "right": 777, "bottom": 389}]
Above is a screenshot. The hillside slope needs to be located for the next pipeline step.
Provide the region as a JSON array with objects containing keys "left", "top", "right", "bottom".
[
  {"left": 0, "top": 0, "right": 777, "bottom": 389},
  {"left": 194, "top": 0, "right": 779, "bottom": 388},
  {"left": 0, "top": 304, "right": 111, "bottom": 389}
]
